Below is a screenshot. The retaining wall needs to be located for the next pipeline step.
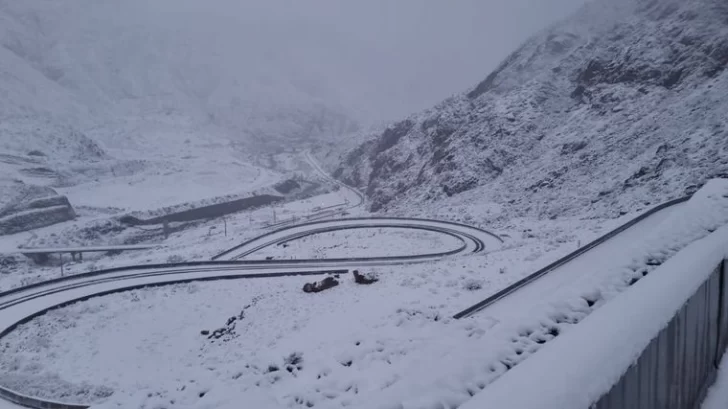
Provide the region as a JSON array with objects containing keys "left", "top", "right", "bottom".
[
  {"left": 120, "top": 194, "right": 283, "bottom": 226},
  {"left": 593, "top": 261, "right": 727, "bottom": 409}
]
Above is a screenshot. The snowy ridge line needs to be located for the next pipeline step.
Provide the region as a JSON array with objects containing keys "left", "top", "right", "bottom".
[
  {"left": 211, "top": 217, "right": 502, "bottom": 261},
  {"left": 228, "top": 224, "right": 473, "bottom": 260},
  {"left": 454, "top": 195, "right": 691, "bottom": 319},
  {"left": 0, "top": 268, "right": 347, "bottom": 409}
]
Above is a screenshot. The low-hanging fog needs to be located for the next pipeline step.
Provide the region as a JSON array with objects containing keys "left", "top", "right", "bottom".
[{"left": 0, "top": 0, "right": 583, "bottom": 122}]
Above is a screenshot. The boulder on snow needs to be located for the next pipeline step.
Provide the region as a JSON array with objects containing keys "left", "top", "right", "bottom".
[
  {"left": 302, "top": 277, "right": 339, "bottom": 293},
  {"left": 0, "top": 255, "right": 19, "bottom": 273},
  {"left": 352, "top": 270, "right": 379, "bottom": 285}
]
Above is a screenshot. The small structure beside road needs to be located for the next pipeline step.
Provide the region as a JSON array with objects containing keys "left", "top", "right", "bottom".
[{"left": 20, "top": 244, "right": 157, "bottom": 264}]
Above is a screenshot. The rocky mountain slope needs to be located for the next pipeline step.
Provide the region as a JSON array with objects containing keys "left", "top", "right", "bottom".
[{"left": 335, "top": 0, "right": 728, "bottom": 219}]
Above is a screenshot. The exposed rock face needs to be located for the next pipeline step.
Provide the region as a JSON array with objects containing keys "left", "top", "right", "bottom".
[
  {"left": 0, "top": 184, "right": 76, "bottom": 235},
  {"left": 335, "top": 0, "right": 728, "bottom": 218},
  {"left": 353, "top": 270, "right": 379, "bottom": 285},
  {"left": 302, "top": 277, "right": 340, "bottom": 293}
]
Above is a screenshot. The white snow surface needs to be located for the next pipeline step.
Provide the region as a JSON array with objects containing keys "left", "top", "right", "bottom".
[
  {"left": 56, "top": 153, "right": 281, "bottom": 212},
  {"left": 703, "top": 351, "right": 728, "bottom": 409},
  {"left": 0, "top": 260, "right": 498, "bottom": 408},
  {"left": 462, "top": 184, "right": 728, "bottom": 409},
  {"left": 0, "top": 204, "right": 620, "bottom": 409},
  {"left": 354, "top": 179, "right": 728, "bottom": 409},
  {"left": 2, "top": 181, "right": 727, "bottom": 409}
]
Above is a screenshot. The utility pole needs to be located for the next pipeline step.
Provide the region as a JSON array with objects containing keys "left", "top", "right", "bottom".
[
  {"left": 60, "top": 254, "right": 64, "bottom": 277},
  {"left": 273, "top": 208, "right": 277, "bottom": 224},
  {"left": 223, "top": 216, "right": 228, "bottom": 237}
]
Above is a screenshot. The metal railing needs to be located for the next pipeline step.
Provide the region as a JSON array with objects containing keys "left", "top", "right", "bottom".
[
  {"left": 454, "top": 196, "right": 691, "bottom": 318},
  {"left": 592, "top": 260, "right": 728, "bottom": 409}
]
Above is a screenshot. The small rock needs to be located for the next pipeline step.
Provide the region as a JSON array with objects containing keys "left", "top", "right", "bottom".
[
  {"left": 0, "top": 256, "right": 18, "bottom": 271},
  {"left": 353, "top": 270, "right": 378, "bottom": 285},
  {"left": 201, "top": 330, "right": 210, "bottom": 336},
  {"left": 462, "top": 278, "right": 483, "bottom": 291},
  {"left": 302, "top": 277, "right": 339, "bottom": 293}
]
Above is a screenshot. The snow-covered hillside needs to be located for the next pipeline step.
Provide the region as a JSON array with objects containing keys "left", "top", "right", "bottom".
[
  {"left": 335, "top": 0, "right": 728, "bottom": 219},
  {"left": 0, "top": 0, "right": 360, "bottom": 147},
  {"left": 0, "top": 0, "right": 361, "bottom": 233}
]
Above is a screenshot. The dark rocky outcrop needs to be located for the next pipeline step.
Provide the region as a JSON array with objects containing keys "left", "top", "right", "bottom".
[
  {"left": 0, "top": 185, "right": 76, "bottom": 235},
  {"left": 335, "top": 0, "right": 728, "bottom": 218},
  {"left": 302, "top": 277, "right": 339, "bottom": 293},
  {"left": 273, "top": 179, "right": 301, "bottom": 194},
  {"left": 353, "top": 270, "right": 379, "bottom": 285},
  {"left": 205, "top": 297, "right": 262, "bottom": 342}
]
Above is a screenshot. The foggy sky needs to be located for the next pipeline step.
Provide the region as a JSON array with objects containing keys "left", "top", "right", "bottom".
[
  {"left": 1, "top": 0, "right": 589, "bottom": 126},
  {"left": 142, "top": 0, "right": 589, "bottom": 122},
  {"left": 253, "top": 0, "right": 590, "bottom": 121}
]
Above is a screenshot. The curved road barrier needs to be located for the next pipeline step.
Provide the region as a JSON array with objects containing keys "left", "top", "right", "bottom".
[
  {"left": 212, "top": 217, "right": 502, "bottom": 261},
  {"left": 454, "top": 196, "right": 691, "bottom": 319}
]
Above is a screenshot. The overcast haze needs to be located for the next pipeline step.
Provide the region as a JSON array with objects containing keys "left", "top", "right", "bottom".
[
  {"left": 0, "top": 0, "right": 589, "bottom": 140},
  {"left": 296, "top": 0, "right": 591, "bottom": 120},
  {"left": 211, "top": 0, "right": 592, "bottom": 121}
]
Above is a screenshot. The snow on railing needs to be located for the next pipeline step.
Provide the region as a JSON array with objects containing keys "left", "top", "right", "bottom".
[{"left": 460, "top": 222, "right": 728, "bottom": 409}]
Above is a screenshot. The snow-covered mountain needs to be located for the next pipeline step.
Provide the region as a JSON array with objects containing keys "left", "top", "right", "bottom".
[
  {"left": 0, "top": 0, "right": 364, "bottom": 152},
  {"left": 335, "top": 0, "right": 728, "bottom": 219},
  {"left": 0, "top": 0, "right": 361, "bottom": 232}
]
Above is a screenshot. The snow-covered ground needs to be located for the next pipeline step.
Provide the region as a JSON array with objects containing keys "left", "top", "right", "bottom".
[
  {"left": 246, "top": 227, "right": 463, "bottom": 260},
  {"left": 0, "top": 155, "right": 628, "bottom": 409},
  {"left": 0, "top": 206, "right": 666, "bottom": 409},
  {"left": 704, "top": 351, "right": 728, "bottom": 409},
  {"left": 463, "top": 183, "right": 728, "bottom": 409},
  {"left": 0, "top": 195, "right": 339, "bottom": 292},
  {"left": 0, "top": 179, "right": 715, "bottom": 409},
  {"left": 3, "top": 172, "right": 725, "bottom": 409},
  {"left": 56, "top": 155, "right": 281, "bottom": 212},
  {"left": 0, "top": 245, "right": 578, "bottom": 408},
  {"left": 0, "top": 150, "right": 344, "bottom": 290}
]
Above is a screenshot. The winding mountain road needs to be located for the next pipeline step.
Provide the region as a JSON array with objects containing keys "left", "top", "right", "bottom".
[
  {"left": 0, "top": 153, "right": 501, "bottom": 409},
  {"left": 0, "top": 150, "right": 692, "bottom": 409}
]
